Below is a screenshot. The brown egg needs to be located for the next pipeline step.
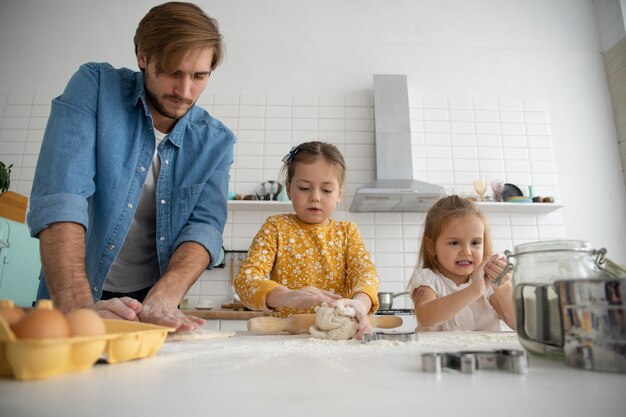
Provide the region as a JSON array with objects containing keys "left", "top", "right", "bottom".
[
  {"left": 65, "top": 308, "right": 106, "bottom": 336},
  {"left": 0, "top": 299, "right": 25, "bottom": 326},
  {"left": 12, "top": 299, "right": 70, "bottom": 339}
]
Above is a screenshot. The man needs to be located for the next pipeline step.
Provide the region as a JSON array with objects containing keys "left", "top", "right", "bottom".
[{"left": 27, "top": 2, "right": 234, "bottom": 332}]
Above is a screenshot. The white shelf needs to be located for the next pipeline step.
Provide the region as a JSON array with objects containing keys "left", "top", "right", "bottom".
[
  {"left": 227, "top": 200, "right": 293, "bottom": 211},
  {"left": 476, "top": 202, "right": 563, "bottom": 213},
  {"left": 228, "top": 200, "right": 563, "bottom": 213}
]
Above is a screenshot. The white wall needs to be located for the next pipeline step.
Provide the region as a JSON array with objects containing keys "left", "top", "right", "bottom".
[
  {"left": 594, "top": 0, "right": 626, "bottom": 192},
  {"left": 593, "top": 0, "right": 626, "bottom": 51},
  {"left": 1, "top": 0, "right": 624, "bottom": 305}
]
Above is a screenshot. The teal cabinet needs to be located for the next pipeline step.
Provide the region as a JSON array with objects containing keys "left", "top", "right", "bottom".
[{"left": 0, "top": 217, "right": 40, "bottom": 307}]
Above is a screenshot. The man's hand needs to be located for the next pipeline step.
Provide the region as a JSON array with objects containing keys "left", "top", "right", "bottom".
[
  {"left": 138, "top": 293, "right": 204, "bottom": 332},
  {"left": 134, "top": 241, "right": 209, "bottom": 332},
  {"left": 93, "top": 297, "right": 142, "bottom": 320}
]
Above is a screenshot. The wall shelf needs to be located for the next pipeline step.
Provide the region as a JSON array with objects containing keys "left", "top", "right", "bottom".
[
  {"left": 228, "top": 200, "right": 563, "bottom": 214},
  {"left": 476, "top": 202, "right": 563, "bottom": 213},
  {"left": 227, "top": 200, "right": 293, "bottom": 211}
]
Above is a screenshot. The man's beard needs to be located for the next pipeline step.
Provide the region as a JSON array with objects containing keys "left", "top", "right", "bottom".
[{"left": 145, "top": 85, "right": 194, "bottom": 121}]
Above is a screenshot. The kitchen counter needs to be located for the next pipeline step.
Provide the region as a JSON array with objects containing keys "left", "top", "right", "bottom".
[{"left": 1, "top": 327, "right": 624, "bottom": 417}]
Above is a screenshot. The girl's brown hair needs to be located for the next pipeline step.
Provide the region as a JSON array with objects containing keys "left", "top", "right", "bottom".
[
  {"left": 416, "top": 195, "right": 493, "bottom": 273},
  {"left": 280, "top": 141, "right": 346, "bottom": 187},
  {"left": 134, "top": 2, "right": 224, "bottom": 74}
]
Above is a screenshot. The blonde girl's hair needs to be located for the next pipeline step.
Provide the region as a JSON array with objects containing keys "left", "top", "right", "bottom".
[
  {"left": 280, "top": 141, "right": 346, "bottom": 187},
  {"left": 134, "top": 2, "right": 224, "bottom": 74},
  {"left": 416, "top": 195, "right": 493, "bottom": 273}
]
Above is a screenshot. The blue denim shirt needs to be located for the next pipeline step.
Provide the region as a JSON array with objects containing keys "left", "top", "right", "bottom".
[{"left": 28, "top": 62, "right": 235, "bottom": 301}]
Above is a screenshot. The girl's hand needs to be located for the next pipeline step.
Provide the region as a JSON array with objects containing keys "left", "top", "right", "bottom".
[
  {"left": 267, "top": 286, "right": 342, "bottom": 309},
  {"left": 484, "top": 255, "right": 512, "bottom": 287},
  {"left": 330, "top": 297, "right": 374, "bottom": 340},
  {"left": 470, "top": 254, "right": 498, "bottom": 297}
]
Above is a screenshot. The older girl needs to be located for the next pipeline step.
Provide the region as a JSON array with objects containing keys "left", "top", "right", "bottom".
[{"left": 234, "top": 141, "right": 379, "bottom": 339}]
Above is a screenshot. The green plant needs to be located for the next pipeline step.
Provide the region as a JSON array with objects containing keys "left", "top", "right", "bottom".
[{"left": 0, "top": 161, "right": 13, "bottom": 194}]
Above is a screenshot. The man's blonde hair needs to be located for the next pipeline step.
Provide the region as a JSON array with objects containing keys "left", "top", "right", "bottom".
[{"left": 134, "top": 2, "right": 224, "bottom": 74}]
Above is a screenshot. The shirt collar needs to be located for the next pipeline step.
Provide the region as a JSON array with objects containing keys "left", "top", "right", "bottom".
[
  {"left": 132, "top": 70, "right": 189, "bottom": 149},
  {"left": 288, "top": 213, "right": 334, "bottom": 229}
]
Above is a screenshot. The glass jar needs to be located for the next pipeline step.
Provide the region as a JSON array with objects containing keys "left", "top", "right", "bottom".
[{"left": 505, "top": 240, "right": 605, "bottom": 356}]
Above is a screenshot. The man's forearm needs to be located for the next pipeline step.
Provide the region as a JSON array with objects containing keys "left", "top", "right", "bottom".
[
  {"left": 148, "top": 241, "right": 211, "bottom": 305},
  {"left": 38, "top": 222, "right": 93, "bottom": 313}
]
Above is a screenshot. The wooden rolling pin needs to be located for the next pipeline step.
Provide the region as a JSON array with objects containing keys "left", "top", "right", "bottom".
[{"left": 248, "top": 314, "right": 403, "bottom": 335}]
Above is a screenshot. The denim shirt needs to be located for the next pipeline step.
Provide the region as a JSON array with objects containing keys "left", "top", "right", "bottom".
[{"left": 27, "top": 62, "right": 235, "bottom": 301}]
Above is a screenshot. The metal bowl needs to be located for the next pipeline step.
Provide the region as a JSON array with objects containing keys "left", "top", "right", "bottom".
[{"left": 555, "top": 278, "right": 626, "bottom": 373}]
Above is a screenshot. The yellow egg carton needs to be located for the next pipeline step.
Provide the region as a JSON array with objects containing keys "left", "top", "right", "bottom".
[
  {"left": 102, "top": 320, "right": 174, "bottom": 364},
  {"left": 0, "top": 317, "right": 173, "bottom": 380}
]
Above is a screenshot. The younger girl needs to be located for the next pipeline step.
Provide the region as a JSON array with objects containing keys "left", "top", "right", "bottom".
[
  {"left": 408, "top": 195, "right": 515, "bottom": 331},
  {"left": 234, "top": 141, "right": 379, "bottom": 339}
]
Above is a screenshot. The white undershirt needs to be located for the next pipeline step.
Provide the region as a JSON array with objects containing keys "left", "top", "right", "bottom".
[{"left": 104, "top": 129, "right": 166, "bottom": 292}]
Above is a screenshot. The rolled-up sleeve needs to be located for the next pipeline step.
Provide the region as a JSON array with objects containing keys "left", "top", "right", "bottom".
[
  {"left": 234, "top": 220, "right": 282, "bottom": 313},
  {"left": 27, "top": 64, "right": 99, "bottom": 237}
]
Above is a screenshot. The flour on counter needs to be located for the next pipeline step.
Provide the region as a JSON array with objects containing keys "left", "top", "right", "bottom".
[
  {"left": 159, "top": 331, "right": 521, "bottom": 357},
  {"left": 166, "top": 329, "right": 236, "bottom": 342},
  {"left": 155, "top": 331, "right": 523, "bottom": 373},
  {"left": 417, "top": 331, "right": 521, "bottom": 350}
]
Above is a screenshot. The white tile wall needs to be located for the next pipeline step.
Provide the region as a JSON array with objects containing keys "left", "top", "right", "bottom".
[
  {"left": 0, "top": 91, "right": 562, "bottom": 310},
  {"left": 602, "top": 37, "right": 626, "bottom": 189}
]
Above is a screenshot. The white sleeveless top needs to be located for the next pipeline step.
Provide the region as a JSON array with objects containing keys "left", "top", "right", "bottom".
[{"left": 407, "top": 268, "right": 500, "bottom": 332}]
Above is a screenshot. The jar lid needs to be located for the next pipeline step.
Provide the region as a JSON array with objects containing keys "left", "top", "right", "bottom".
[{"left": 512, "top": 239, "right": 591, "bottom": 256}]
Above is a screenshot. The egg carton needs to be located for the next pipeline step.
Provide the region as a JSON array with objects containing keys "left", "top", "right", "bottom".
[{"left": 0, "top": 317, "right": 173, "bottom": 380}]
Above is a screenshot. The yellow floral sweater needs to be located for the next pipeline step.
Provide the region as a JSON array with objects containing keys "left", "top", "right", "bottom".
[{"left": 234, "top": 214, "right": 379, "bottom": 317}]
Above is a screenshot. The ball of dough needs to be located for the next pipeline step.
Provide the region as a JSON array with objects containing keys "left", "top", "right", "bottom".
[{"left": 309, "top": 302, "right": 358, "bottom": 340}]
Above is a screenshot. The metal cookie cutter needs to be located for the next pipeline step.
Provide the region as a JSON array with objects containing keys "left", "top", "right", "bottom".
[
  {"left": 363, "top": 331, "right": 417, "bottom": 343},
  {"left": 421, "top": 349, "right": 527, "bottom": 374}
]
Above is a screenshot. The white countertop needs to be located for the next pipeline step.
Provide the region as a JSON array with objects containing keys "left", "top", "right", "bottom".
[{"left": 1, "top": 328, "right": 624, "bottom": 417}]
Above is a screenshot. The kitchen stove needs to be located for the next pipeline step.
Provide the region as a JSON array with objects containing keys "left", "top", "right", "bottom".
[
  {"left": 376, "top": 308, "right": 414, "bottom": 315},
  {"left": 375, "top": 308, "right": 416, "bottom": 332}
]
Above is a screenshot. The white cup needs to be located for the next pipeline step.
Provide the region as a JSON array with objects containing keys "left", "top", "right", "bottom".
[{"left": 196, "top": 299, "right": 214, "bottom": 309}]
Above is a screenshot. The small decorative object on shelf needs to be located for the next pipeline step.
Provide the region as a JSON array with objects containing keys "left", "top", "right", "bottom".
[
  {"left": 473, "top": 178, "right": 487, "bottom": 202},
  {"left": 0, "top": 161, "right": 28, "bottom": 223},
  {"left": 234, "top": 193, "right": 257, "bottom": 200},
  {"left": 255, "top": 180, "right": 283, "bottom": 201},
  {"left": 0, "top": 162, "right": 11, "bottom": 194},
  {"left": 491, "top": 179, "right": 505, "bottom": 202},
  {"left": 527, "top": 185, "right": 555, "bottom": 204}
]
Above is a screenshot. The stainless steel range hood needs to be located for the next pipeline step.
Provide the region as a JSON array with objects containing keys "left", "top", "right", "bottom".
[{"left": 349, "top": 74, "right": 444, "bottom": 212}]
